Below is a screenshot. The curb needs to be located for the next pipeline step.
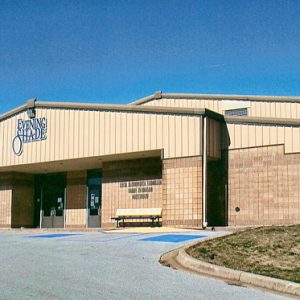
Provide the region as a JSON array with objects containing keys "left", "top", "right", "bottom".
[{"left": 175, "top": 248, "right": 300, "bottom": 297}]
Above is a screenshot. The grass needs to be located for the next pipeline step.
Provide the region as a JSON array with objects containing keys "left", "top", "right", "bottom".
[{"left": 186, "top": 225, "right": 300, "bottom": 283}]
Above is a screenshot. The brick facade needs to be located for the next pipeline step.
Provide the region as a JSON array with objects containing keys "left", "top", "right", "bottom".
[
  {"left": 66, "top": 170, "right": 87, "bottom": 228},
  {"left": 101, "top": 157, "right": 163, "bottom": 227},
  {"left": 0, "top": 172, "right": 34, "bottom": 228},
  {"left": 101, "top": 156, "right": 203, "bottom": 228},
  {"left": 11, "top": 184, "right": 34, "bottom": 227},
  {"left": 162, "top": 156, "right": 202, "bottom": 227},
  {"left": 0, "top": 189, "right": 12, "bottom": 227},
  {"left": 228, "top": 145, "right": 300, "bottom": 226},
  {"left": 3, "top": 145, "right": 300, "bottom": 229}
]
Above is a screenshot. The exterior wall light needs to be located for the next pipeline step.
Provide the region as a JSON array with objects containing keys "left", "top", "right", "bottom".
[
  {"left": 26, "top": 98, "right": 37, "bottom": 119},
  {"left": 27, "top": 108, "right": 36, "bottom": 119}
]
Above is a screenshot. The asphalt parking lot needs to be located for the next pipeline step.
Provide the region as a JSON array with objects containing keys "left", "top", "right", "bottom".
[{"left": 0, "top": 230, "right": 289, "bottom": 300}]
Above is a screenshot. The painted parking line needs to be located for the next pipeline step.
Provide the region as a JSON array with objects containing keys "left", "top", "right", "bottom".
[
  {"left": 27, "top": 233, "right": 82, "bottom": 239},
  {"left": 140, "top": 234, "right": 207, "bottom": 243},
  {"left": 25, "top": 232, "right": 207, "bottom": 244},
  {"left": 58, "top": 233, "right": 147, "bottom": 243}
]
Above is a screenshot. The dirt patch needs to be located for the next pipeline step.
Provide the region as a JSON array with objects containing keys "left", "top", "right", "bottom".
[{"left": 186, "top": 225, "right": 300, "bottom": 283}]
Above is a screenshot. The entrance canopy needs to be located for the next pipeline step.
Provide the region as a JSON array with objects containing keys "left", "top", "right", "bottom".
[{"left": 0, "top": 149, "right": 162, "bottom": 174}]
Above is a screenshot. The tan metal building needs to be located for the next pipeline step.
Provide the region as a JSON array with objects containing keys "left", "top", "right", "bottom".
[{"left": 0, "top": 92, "right": 300, "bottom": 228}]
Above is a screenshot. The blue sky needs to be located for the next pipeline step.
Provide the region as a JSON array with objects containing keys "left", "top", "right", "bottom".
[{"left": 1, "top": 0, "right": 300, "bottom": 113}]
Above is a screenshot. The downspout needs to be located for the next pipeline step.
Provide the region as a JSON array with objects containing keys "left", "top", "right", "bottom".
[{"left": 202, "top": 116, "right": 208, "bottom": 228}]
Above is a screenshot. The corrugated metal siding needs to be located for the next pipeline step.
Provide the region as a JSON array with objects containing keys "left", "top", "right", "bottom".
[
  {"left": 226, "top": 123, "right": 300, "bottom": 154},
  {"left": 144, "top": 98, "right": 222, "bottom": 113},
  {"left": 142, "top": 98, "right": 300, "bottom": 154},
  {"left": 0, "top": 108, "right": 202, "bottom": 167},
  {"left": 142, "top": 98, "right": 300, "bottom": 119}
]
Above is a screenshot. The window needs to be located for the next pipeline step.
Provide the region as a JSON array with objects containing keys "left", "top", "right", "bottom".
[{"left": 225, "top": 108, "right": 248, "bottom": 117}]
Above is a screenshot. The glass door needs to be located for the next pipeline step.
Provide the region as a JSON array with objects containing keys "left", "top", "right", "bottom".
[
  {"left": 87, "top": 170, "right": 102, "bottom": 228},
  {"left": 35, "top": 173, "right": 66, "bottom": 228}
]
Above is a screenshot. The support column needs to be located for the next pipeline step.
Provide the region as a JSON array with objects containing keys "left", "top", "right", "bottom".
[
  {"left": 65, "top": 170, "right": 87, "bottom": 228},
  {"left": 202, "top": 116, "right": 208, "bottom": 228}
]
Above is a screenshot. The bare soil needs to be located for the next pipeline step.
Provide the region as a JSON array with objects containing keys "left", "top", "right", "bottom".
[{"left": 187, "top": 225, "right": 300, "bottom": 283}]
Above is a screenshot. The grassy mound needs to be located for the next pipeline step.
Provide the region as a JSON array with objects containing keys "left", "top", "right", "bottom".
[{"left": 187, "top": 225, "right": 300, "bottom": 283}]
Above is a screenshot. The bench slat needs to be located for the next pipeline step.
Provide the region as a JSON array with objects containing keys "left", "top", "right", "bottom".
[{"left": 115, "top": 208, "right": 161, "bottom": 218}]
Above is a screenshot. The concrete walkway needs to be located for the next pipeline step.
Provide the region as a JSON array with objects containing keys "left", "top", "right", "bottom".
[{"left": 0, "top": 230, "right": 289, "bottom": 299}]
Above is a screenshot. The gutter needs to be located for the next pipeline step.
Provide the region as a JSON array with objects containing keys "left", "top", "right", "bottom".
[
  {"left": 225, "top": 116, "right": 300, "bottom": 127},
  {"left": 130, "top": 92, "right": 300, "bottom": 105},
  {"left": 0, "top": 99, "right": 224, "bottom": 122}
]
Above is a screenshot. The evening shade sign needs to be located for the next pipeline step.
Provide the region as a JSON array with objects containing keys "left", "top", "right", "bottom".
[{"left": 12, "top": 117, "right": 48, "bottom": 156}]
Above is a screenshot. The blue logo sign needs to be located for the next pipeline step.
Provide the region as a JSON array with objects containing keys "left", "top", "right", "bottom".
[{"left": 12, "top": 117, "right": 47, "bottom": 156}]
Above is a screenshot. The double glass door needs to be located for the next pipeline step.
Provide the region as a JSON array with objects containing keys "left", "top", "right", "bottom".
[
  {"left": 35, "top": 173, "right": 66, "bottom": 228},
  {"left": 35, "top": 170, "right": 102, "bottom": 228}
]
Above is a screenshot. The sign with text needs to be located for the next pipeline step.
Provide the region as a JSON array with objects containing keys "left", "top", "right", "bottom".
[
  {"left": 12, "top": 117, "right": 47, "bottom": 156},
  {"left": 120, "top": 179, "right": 162, "bottom": 200}
]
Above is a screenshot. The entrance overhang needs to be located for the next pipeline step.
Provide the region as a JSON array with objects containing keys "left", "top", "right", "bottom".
[{"left": 0, "top": 149, "right": 163, "bottom": 174}]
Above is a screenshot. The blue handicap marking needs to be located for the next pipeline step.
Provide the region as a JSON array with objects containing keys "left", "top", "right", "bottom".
[
  {"left": 28, "top": 233, "right": 81, "bottom": 239},
  {"left": 140, "top": 234, "right": 207, "bottom": 243}
]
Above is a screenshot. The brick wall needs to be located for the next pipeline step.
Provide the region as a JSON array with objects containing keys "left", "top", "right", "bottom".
[
  {"left": 102, "top": 157, "right": 163, "bottom": 227},
  {"left": 228, "top": 145, "right": 300, "bottom": 226},
  {"left": 0, "top": 173, "right": 34, "bottom": 228},
  {"left": 66, "top": 170, "right": 87, "bottom": 228},
  {"left": 11, "top": 185, "right": 34, "bottom": 227},
  {"left": 162, "top": 156, "right": 202, "bottom": 227},
  {"left": 0, "top": 189, "right": 12, "bottom": 227}
]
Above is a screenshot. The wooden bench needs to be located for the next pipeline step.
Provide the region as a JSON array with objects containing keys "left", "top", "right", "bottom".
[{"left": 111, "top": 208, "right": 162, "bottom": 228}]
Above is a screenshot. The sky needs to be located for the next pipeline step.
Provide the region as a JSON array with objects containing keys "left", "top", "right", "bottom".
[{"left": 1, "top": 0, "right": 300, "bottom": 114}]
